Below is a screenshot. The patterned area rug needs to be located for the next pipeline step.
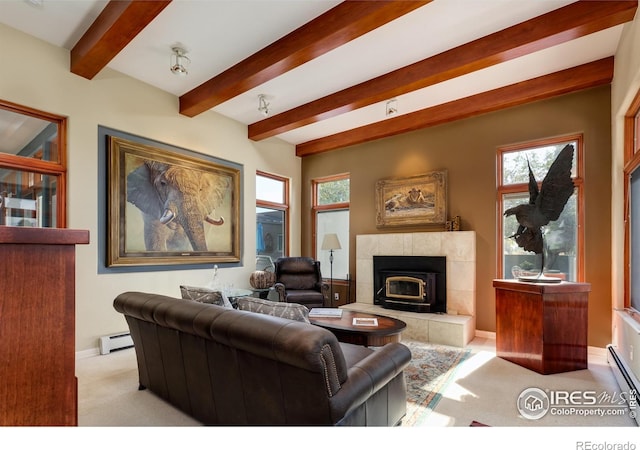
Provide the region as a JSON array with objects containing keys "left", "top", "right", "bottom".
[{"left": 402, "top": 340, "right": 472, "bottom": 426}]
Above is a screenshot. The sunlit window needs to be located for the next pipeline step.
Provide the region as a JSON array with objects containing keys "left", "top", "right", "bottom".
[
  {"left": 497, "top": 136, "right": 583, "bottom": 281},
  {"left": 624, "top": 90, "right": 640, "bottom": 313},
  {"left": 256, "top": 171, "right": 288, "bottom": 269},
  {"left": 313, "top": 174, "right": 350, "bottom": 280}
]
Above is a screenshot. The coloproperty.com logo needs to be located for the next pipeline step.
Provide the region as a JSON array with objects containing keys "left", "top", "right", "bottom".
[{"left": 517, "top": 387, "right": 637, "bottom": 420}]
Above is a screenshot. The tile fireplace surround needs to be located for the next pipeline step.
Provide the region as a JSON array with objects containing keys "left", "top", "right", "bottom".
[{"left": 341, "top": 231, "right": 476, "bottom": 347}]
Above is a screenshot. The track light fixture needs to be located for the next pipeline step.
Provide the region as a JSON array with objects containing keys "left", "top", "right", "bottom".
[
  {"left": 24, "top": 0, "right": 44, "bottom": 8},
  {"left": 258, "top": 94, "right": 270, "bottom": 117},
  {"left": 386, "top": 99, "right": 398, "bottom": 117},
  {"left": 170, "top": 46, "right": 190, "bottom": 76}
]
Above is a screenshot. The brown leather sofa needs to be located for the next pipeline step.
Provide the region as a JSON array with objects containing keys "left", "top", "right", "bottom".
[{"left": 113, "top": 291, "right": 411, "bottom": 426}]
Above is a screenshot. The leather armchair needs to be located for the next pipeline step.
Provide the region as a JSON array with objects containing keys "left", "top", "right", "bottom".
[{"left": 273, "top": 257, "right": 329, "bottom": 308}]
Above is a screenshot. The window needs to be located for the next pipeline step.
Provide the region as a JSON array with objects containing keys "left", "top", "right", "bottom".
[
  {"left": 256, "top": 171, "right": 288, "bottom": 269},
  {"left": 312, "top": 174, "right": 349, "bottom": 280},
  {"left": 0, "top": 100, "right": 67, "bottom": 227},
  {"left": 497, "top": 136, "right": 583, "bottom": 282},
  {"left": 624, "top": 90, "right": 640, "bottom": 313}
]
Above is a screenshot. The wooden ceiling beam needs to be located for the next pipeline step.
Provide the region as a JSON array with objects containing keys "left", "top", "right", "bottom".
[
  {"left": 295, "top": 57, "right": 614, "bottom": 157},
  {"left": 251, "top": 0, "right": 636, "bottom": 141},
  {"left": 178, "top": 1, "right": 430, "bottom": 117},
  {"left": 70, "top": 0, "right": 172, "bottom": 80}
]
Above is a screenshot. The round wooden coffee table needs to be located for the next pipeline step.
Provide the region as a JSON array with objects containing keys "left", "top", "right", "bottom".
[{"left": 309, "top": 310, "right": 406, "bottom": 347}]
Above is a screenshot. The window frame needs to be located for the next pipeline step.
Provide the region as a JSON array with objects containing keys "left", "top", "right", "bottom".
[
  {"left": 256, "top": 170, "right": 289, "bottom": 257},
  {"left": 496, "top": 134, "right": 585, "bottom": 281},
  {"left": 312, "top": 173, "right": 349, "bottom": 272},
  {"left": 623, "top": 89, "right": 640, "bottom": 310},
  {"left": 0, "top": 99, "right": 67, "bottom": 227}
]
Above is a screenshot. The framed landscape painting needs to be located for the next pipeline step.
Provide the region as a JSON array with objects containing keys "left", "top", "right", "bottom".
[
  {"left": 375, "top": 170, "right": 447, "bottom": 228},
  {"left": 107, "top": 135, "right": 241, "bottom": 267}
]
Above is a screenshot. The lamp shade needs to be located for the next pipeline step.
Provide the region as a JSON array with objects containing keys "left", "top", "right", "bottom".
[{"left": 321, "top": 233, "right": 341, "bottom": 251}]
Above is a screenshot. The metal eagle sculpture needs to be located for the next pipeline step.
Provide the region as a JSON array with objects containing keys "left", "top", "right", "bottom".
[{"left": 504, "top": 144, "right": 575, "bottom": 279}]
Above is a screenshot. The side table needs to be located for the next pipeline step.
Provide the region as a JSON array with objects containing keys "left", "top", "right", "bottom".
[
  {"left": 251, "top": 288, "right": 271, "bottom": 299},
  {"left": 493, "top": 279, "right": 590, "bottom": 374},
  {"left": 225, "top": 288, "right": 253, "bottom": 309}
]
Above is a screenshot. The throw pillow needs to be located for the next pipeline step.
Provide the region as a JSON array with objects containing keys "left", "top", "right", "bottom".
[
  {"left": 179, "top": 285, "right": 232, "bottom": 308},
  {"left": 236, "top": 297, "right": 310, "bottom": 323}
]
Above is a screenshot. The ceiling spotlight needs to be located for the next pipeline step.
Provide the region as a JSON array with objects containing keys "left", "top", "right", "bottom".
[
  {"left": 170, "top": 46, "right": 190, "bottom": 76},
  {"left": 258, "top": 94, "right": 270, "bottom": 117},
  {"left": 386, "top": 99, "right": 398, "bottom": 117}
]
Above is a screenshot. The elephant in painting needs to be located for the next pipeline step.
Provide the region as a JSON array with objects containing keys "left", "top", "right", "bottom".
[{"left": 126, "top": 161, "right": 229, "bottom": 252}]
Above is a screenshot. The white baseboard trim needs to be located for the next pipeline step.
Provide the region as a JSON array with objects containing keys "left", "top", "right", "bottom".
[
  {"left": 76, "top": 348, "right": 100, "bottom": 360},
  {"left": 588, "top": 346, "right": 607, "bottom": 357},
  {"left": 474, "top": 330, "right": 496, "bottom": 340},
  {"left": 74, "top": 333, "right": 606, "bottom": 360}
]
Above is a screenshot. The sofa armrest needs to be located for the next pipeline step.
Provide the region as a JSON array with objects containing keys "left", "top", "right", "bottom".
[{"left": 329, "top": 342, "right": 411, "bottom": 417}]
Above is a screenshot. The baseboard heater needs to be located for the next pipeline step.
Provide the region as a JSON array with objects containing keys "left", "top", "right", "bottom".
[
  {"left": 606, "top": 344, "right": 639, "bottom": 426},
  {"left": 99, "top": 332, "right": 134, "bottom": 355}
]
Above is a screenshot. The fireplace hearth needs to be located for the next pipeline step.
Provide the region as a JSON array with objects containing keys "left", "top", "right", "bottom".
[
  {"left": 353, "top": 231, "right": 476, "bottom": 346},
  {"left": 373, "top": 255, "right": 446, "bottom": 313}
]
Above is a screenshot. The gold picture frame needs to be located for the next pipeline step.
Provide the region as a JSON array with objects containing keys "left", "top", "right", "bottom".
[
  {"left": 107, "top": 135, "right": 241, "bottom": 267},
  {"left": 375, "top": 171, "right": 447, "bottom": 227}
]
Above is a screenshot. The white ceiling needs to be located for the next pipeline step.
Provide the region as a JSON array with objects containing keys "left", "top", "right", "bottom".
[{"left": 0, "top": 0, "right": 629, "bottom": 149}]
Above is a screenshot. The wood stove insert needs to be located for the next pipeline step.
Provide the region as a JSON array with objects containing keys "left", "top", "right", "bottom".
[{"left": 373, "top": 255, "right": 446, "bottom": 313}]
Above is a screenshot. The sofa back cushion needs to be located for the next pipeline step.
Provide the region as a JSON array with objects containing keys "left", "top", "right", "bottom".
[
  {"left": 113, "top": 292, "right": 348, "bottom": 387},
  {"left": 237, "top": 297, "right": 310, "bottom": 323}
]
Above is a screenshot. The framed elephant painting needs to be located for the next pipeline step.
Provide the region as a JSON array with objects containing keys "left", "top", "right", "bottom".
[{"left": 107, "top": 135, "right": 241, "bottom": 267}]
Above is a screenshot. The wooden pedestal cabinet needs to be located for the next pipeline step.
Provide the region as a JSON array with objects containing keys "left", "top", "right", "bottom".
[
  {"left": 0, "top": 227, "right": 89, "bottom": 425},
  {"left": 493, "top": 279, "right": 590, "bottom": 375}
]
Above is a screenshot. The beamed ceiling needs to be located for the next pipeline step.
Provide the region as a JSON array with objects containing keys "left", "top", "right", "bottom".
[{"left": 0, "top": 0, "right": 637, "bottom": 156}]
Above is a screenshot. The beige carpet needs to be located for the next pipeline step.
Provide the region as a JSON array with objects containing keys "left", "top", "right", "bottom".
[
  {"left": 76, "top": 336, "right": 636, "bottom": 428},
  {"left": 65, "top": 338, "right": 638, "bottom": 450},
  {"left": 77, "top": 348, "right": 199, "bottom": 427},
  {"left": 65, "top": 336, "right": 640, "bottom": 449},
  {"left": 425, "top": 347, "right": 636, "bottom": 427}
]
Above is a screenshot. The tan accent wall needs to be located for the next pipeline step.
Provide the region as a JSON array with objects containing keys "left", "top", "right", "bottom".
[{"left": 302, "top": 86, "right": 612, "bottom": 347}]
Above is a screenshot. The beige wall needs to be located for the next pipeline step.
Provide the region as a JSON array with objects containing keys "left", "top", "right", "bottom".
[
  {"left": 609, "top": 7, "right": 640, "bottom": 380},
  {"left": 302, "top": 86, "right": 613, "bottom": 347},
  {"left": 612, "top": 13, "right": 640, "bottom": 309},
  {"left": 0, "top": 24, "right": 301, "bottom": 353}
]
